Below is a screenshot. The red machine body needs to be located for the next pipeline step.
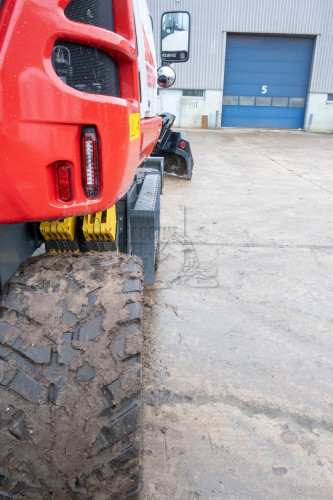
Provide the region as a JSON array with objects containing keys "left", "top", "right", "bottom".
[{"left": 0, "top": 0, "right": 162, "bottom": 224}]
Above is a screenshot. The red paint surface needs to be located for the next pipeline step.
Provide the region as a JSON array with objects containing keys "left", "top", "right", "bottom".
[{"left": 0, "top": 0, "right": 161, "bottom": 223}]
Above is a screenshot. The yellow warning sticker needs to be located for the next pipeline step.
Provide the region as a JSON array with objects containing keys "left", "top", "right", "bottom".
[{"left": 129, "top": 113, "right": 140, "bottom": 141}]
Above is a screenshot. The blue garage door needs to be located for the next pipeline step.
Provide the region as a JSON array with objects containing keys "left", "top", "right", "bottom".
[{"left": 222, "top": 35, "right": 314, "bottom": 129}]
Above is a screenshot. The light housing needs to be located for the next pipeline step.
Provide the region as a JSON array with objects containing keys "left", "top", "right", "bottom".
[{"left": 81, "top": 126, "right": 100, "bottom": 197}]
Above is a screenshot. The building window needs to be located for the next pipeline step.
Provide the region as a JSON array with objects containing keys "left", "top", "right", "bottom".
[
  {"left": 272, "top": 97, "right": 288, "bottom": 107},
  {"left": 239, "top": 96, "right": 255, "bottom": 106},
  {"left": 256, "top": 96, "right": 272, "bottom": 106},
  {"left": 182, "top": 89, "right": 204, "bottom": 98},
  {"left": 223, "top": 95, "right": 238, "bottom": 105},
  {"left": 289, "top": 97, "right": 305, "bottom": 108},
  {"left": 327, "top": 94, "right": 333, "bottom": 102}
]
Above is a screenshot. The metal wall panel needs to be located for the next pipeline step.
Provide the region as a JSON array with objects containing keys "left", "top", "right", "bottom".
[
  {"left": 147, "top": 0, "right": 333, "bottom": 93},
  {"left": 222, "top": 35, "right": 314, "bottom": 128}
]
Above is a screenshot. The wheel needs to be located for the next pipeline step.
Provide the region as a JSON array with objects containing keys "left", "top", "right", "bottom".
[{"left": 0, "top": 252, "right": 143, "bottom": 499}]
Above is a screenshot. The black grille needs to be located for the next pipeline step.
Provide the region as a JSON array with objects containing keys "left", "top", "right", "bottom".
[
  {"left": 52, "top": 0, "right": 120, "bottom": 97},
  {"left": 65, "top": 0, "right": 115, "bottom": 31},
  {"left": 52, "top": 41, "right": 120, "bottom": 97}
]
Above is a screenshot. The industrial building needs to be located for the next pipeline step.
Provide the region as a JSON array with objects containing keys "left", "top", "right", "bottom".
[{"left": 147, "top": 0, "right": 333, "bottom": 132}]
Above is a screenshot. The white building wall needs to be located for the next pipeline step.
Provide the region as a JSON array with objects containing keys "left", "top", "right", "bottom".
[
  {"left": 180, "top": 91, "right": 223, "bottom": 129},
  {"left": 157, "top": 89, "right": 182, "bottom": 126},
  {"left": 305, "top": 94, "right": 333, "bottom": 133}
]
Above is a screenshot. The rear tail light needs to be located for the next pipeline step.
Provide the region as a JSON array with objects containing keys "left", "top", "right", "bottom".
[
  {"left": 81, "top": 126, "right": 100, "bottom": 197},
  {"left": 180, "top": 140, "right": 186, "bottom": 149},
  {"left": 57, "top": 164, "right": 73, "bottom": 201}
]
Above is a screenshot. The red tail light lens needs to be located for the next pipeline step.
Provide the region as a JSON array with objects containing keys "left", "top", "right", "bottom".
[
  {"left": 180, "top": 140, "right": 186, "bottom": 149},
  {"left": 81, "top": 126, "right": 100, "bottom": 197},
  {"left": 57, "top": 164, "right": 73, "bottom": 201}
]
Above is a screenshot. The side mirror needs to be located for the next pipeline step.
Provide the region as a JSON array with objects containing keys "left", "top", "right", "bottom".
[
  {"left": 157, "top": 66, "right": 176, "bottom": 88},
  {"left": 161, "top": 11, "right": 190, "bottom": 63}
]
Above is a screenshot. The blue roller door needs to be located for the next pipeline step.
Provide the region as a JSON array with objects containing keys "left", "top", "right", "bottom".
[{"left": 222, "top": 35, "right": 314, "bottom": 129}]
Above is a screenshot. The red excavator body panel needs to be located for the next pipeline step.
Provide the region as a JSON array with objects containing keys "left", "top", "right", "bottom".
[{"left": 0, "top": 0, "right": 161, "bottom": 224}]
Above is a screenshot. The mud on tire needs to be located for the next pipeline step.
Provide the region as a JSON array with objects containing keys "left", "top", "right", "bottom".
[{"left": 0, "top": 252, "right": 143, "bottom": 499}]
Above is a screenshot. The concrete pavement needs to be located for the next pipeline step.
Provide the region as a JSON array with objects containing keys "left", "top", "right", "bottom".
[{"left": 142, "top": 129, "right": 333, "bottom": 499}]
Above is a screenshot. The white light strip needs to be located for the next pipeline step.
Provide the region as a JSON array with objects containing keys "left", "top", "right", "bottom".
[{"left": 84, "top": 140, "right": 95, "bottom": 187}]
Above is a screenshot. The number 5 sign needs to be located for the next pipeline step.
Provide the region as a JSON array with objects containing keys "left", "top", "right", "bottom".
[{"left": 261, "top": 85, "right": 268, "bottom": 94}]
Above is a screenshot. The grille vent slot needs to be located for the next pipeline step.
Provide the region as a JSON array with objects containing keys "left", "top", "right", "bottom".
[{"left": 65, "top": 0, "right": 115, "bottom": 31}]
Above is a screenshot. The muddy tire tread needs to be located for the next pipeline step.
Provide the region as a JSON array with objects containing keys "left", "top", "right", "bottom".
[{"left": 0, "top": 252, "right": 143, "bottom": 499}]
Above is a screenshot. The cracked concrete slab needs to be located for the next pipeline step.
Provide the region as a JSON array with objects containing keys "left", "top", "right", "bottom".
[{"left": 142, "top": 129, "right": 333, "bottom": 499}]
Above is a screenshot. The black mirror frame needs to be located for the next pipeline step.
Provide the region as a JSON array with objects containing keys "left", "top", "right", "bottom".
[{"left": 161, "top": 10, "right": 191, "bottom": 64}]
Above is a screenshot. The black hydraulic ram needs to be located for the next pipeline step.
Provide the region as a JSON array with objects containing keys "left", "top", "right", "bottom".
[{"left": 151, "top": 113, "right": 194, "bottom": 180}]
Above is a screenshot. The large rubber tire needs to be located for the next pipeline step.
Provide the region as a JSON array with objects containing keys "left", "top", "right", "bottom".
[{"left": 0, "top": 252, "right": 143, "bottom": 499}]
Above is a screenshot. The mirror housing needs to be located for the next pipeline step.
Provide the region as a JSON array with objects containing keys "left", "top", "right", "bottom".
[
  {"left": 161, "top": 11, "right": 190, "bottom": 63},
  {"left": 157, "top": 66, "right": 176, "bottom": 88}
]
